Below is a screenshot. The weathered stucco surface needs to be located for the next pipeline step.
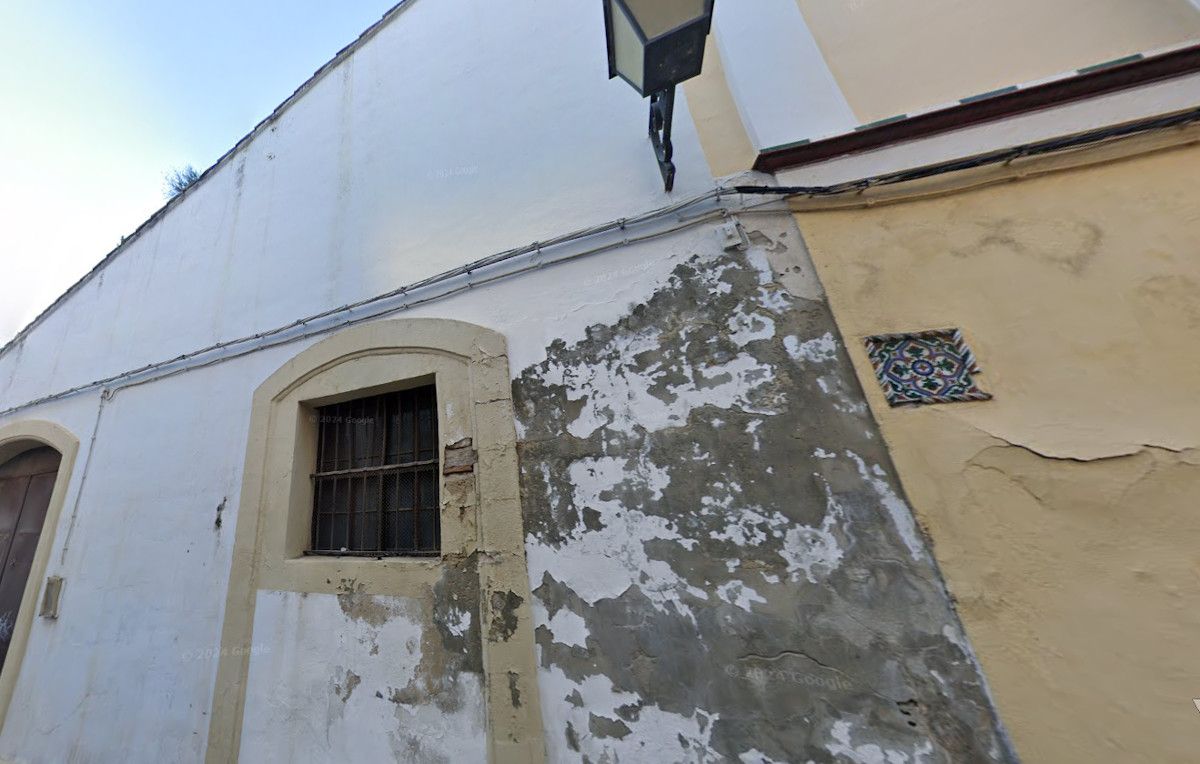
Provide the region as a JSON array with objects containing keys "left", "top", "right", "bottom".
[
  {"left": 209, "top": 318, "right": 544, "bottom": 763},
  {"left": 240, "top": 574, "right": 487, "bottom": 763},
  {"left": 793, "top": 143, "right": 1200, "bottom": 763},
  {"left": 513, "top": 223, "right": 1015, "bottom": 762},
  {"left": 241, "top": 575, "right": 484, "bottom": 758}
]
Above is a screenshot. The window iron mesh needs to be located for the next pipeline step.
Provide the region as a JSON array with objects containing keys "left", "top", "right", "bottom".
[{"left": 310, "top": 386, "right": 439, "bottom": 556}]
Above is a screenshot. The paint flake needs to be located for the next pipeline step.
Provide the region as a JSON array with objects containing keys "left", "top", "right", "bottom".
[
  {"left": 785, "top": 332, "right": 837, "bottom": 364},
  {"left": 546, "top": 607, "right": 589, "bottom": 649},
  {"left": 779, "top": 500, "right": 845, "bottom": 583},
  {"left": 556, "top": 326, "right": 778, "bottom": 439},
  {"left": 445, "top": 608, "right": 472, "bottom": 638},
  {"left": 716, "top": 581, "right": 767, "bottom": 612},
  {"left": 826, "top": 720, "right": 934, "bottom": 764},
  {"left": 537, "top": 659, "right": 719, "bottom": 763},
  {"left": 525, "top": 456, "right": 706, "bottom": 617},
  {"left": 846, "top": 451, "right": 926, "bottom": 562}
]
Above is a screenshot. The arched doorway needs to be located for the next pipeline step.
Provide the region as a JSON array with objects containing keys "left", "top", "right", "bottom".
[{"left": 0, "top": 446, "right": 61, "bottom": 668}]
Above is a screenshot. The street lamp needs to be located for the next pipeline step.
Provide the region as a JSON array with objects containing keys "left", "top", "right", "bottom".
[{"left": 603, "top": 0, "right": 715, "bottom": 192}]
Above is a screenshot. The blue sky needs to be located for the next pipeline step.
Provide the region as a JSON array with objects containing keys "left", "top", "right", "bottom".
[{"left": 0, "top": 1, "right": 399, "bottom": 343}]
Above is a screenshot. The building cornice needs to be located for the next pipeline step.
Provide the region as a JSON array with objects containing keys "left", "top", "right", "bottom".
[{"left": 755, "top": 42, "right": 1200, "bottom": 173}]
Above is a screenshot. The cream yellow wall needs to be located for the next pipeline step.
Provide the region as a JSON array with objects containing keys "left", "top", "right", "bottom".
[
  {"left": 794, "top": 143, "right": 1200, "bottom": 764},
  {"left": 683, "top": 36, "right": 757, "bottom": 177},
  {"left": 795, "top": 0, "right": 1200, "bottom": 123}
]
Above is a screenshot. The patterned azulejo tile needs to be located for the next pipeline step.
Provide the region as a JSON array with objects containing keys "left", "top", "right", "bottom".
[{"left": 864, "top": 329, "right": 991, "bottom": 406}]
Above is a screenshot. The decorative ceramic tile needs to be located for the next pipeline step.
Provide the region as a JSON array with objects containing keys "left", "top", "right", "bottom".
[{"left": 864, "top": 329, "right": 991, "bottom": 406}]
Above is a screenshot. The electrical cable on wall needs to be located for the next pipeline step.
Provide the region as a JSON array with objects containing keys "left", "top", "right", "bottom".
[{"left": 1, "top": 106, "right": 1195, "bottom": 419}]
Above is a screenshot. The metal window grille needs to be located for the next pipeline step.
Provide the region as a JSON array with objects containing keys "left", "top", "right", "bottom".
[{"left": 309, "top": 385, "right": 440, "bottom": 556}]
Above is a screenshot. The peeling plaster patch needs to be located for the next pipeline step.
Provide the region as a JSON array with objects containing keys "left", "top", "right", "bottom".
[
  {"left": 815, "top": 373, "right": 869, "bottom": 416},
  {"left": 707, "top": 502, "right": 779, "bottom": 547},
  {"left": 779, "top": 485, "right": 846, "bottom": 583},
  {"left": 385, "top": 673, "right": 487, "bottom": 762},
  {"left": 739, "top": 749, "right": 785, "bottom": 764},
  {"left": 542, "top": 605, "right": 589, "bottom": 649},
  {"left": 506, "top": 671, "right": 522, "bottom": 709},
  {"left": 445, "top": 608, "right": 471, "bottom": 639},
  {"left": 701, "top": 260, "right": 739, "bottom": 295},
  {"left": 746, "top": 419, "right": 763, "bottom": 451},
  {"left": 589, "top": 712, "right": 633, "bottom": 740},
  {"left": 847, "top": 451, "right": 926, "bottom": 562},
  {"left": 526, "top": 455, "right": 707, "bottom": 617},
  {"left": 818, "top": 374, "right": 869, "bottom": 416},
  {"left": 240, "top": 590, "right": 486, "bottom": 763},
  {"left": 334, "top": 668, "right": 361, "bottom": 703},
  {"left": 785, "top": 331, "right": 838, "bottom": 364},
  {"left": 515, "top": 248, "right": 1014, "bottom": 762},
  {"left": 336, "top": 580, "right": 409, "bottom": 627},
  {"left": 551, "top": 326, "right": 778, "bottom": 439},
  {"left": 827, "top": 720, "right": 934, "bottom": 764},
  {"left": 757, "top": 285, "right": 791, "bottom": 313},
  {"left": 744, "top": 246, "right": 775, "bottom": 285},
  {"left": 488, "top": 590, "right": 523, "bottom": 642},
  {"left": 716, "top": 580, "right": 767, "bottom": 612},
  {"left": 941, "top": 625, "right": 971, "bottom": 659},
  {"left": 727, "top": 310, "right": 777, "bottom": 346},
  {"left": 537, "top": 660, "right": 718, "bottom": 763}
]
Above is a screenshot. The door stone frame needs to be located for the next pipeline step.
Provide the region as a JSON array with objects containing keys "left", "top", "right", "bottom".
[{"left": 0, "top": 419, "right": 79, "bottom": 733}]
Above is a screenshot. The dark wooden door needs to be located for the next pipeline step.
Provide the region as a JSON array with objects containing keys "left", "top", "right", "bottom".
[{"left": 0, "top": 447, "right": 60, "bottom": 667}]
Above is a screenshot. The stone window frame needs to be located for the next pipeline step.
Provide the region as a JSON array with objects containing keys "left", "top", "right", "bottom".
[
  {"left": 0, "top": 419, "right": 79, "bottom": 733},
  {"left": 206, "top": 318, "right": 543, "bottom": 763}
]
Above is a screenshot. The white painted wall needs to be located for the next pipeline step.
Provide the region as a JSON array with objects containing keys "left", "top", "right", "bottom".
[
  {"left": 0, "top": 0, "right": 718, "bottom": 413},
  {"left": 0, "top": 348, "right": 291, "bottom": 762},
  {"left": 0, "top": 1, "right": 761, "bottom": 750},
  {"left": 0, "top": 210, "right": 732, "bottom": 761}
]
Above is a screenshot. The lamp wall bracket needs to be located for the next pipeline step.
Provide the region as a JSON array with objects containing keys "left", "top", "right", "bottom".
[{"left": 649, "top": 86, "right": 677, "bottom": 192}]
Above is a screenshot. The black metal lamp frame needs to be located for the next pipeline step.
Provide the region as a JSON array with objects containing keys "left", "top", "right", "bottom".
[{"left": 603, "top": 0, "right": 715, "bottom": 192}]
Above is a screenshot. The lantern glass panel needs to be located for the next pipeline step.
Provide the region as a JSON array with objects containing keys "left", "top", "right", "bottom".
[
  {"left": 610, "top": 0, "right": 645, "bottom": 92},
  {"left": 624, "top": 0, "right": 708, "bottom": 38}
]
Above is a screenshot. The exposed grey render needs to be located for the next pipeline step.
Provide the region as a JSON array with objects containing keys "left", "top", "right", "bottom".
[{"left": 514, "top": 226, "right": 1016, "bottom": 763}]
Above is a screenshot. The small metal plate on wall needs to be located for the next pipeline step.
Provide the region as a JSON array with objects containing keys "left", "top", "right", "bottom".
[{"left": 40, "top": 575, "right": 63, "bottom": 619}]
